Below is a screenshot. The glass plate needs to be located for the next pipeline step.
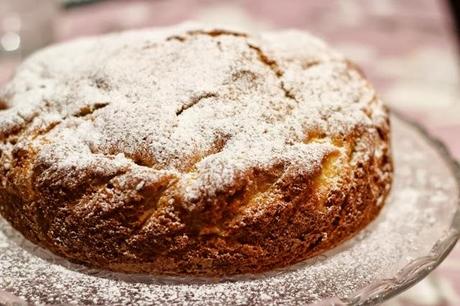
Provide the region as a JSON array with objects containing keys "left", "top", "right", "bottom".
[{"left": 1, "top": 114, "right": 459, "bottom": 305}]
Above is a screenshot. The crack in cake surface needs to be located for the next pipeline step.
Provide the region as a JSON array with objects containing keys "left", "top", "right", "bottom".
[
  {"left": 176, "top": 93, "right": 218, "bottom": 116},
  {"left": 74, "top": 102, "right": 110, "bottom": 118}
]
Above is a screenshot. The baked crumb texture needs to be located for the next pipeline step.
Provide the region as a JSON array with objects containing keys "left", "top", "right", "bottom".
[{"left": 0, "top": 24, "right": 392, "bottom": 276}]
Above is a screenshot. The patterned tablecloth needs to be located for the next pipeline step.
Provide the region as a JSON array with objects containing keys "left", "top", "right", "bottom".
[{"left": 1, "top": 0, "right": 459, "bottom": 305}]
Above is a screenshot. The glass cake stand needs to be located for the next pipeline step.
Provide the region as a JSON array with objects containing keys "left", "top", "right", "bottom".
[{"left": 1, "top": 114, "right": 459, "bottom": 305}]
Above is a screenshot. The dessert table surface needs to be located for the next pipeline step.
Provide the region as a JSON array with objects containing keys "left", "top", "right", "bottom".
[{"left": 0, "top": 0, "right": 459, "bottom": 305}]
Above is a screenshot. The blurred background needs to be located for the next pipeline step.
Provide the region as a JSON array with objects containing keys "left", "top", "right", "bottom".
[{"left": 0, "top": 0, "right": 459, "bottom": 305}]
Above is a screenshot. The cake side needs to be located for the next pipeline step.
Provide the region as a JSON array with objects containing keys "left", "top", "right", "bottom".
[{"left": 0, "top": 24, "right": 392, "bottom": 275}]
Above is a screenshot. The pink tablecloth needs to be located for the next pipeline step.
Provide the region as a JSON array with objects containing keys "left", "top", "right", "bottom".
[{"left": 1, "top": 0, "right": 459, "bottom": 304}]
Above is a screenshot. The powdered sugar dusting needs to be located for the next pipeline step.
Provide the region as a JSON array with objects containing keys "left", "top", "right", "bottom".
[
  {"left": 0, "top": 23, "right": 383, "bottom": 200},
  {"left": 0, "top": 116, "right": 458, "bottom": 305}
]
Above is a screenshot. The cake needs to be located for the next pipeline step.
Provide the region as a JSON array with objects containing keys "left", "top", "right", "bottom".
[{"left": 0, "top": 24, "right": 392, "bottom": 276}]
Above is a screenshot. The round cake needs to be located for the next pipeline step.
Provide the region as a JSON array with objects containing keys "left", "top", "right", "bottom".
[{"left": 0, "top": 24, "right": 392, "bottom": 276}]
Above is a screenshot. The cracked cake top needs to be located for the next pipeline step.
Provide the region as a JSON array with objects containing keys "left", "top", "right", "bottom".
[{"left": 0, "top": 23, "right": 386, "bottom": 202}]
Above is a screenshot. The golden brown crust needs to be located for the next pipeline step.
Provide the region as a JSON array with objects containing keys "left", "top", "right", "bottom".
[
  {"left": 0, "top": 121, "right": 392, "bottom": 276},
  {"left": 0, "top": 25, "right": 393, "bottom": 276}
]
